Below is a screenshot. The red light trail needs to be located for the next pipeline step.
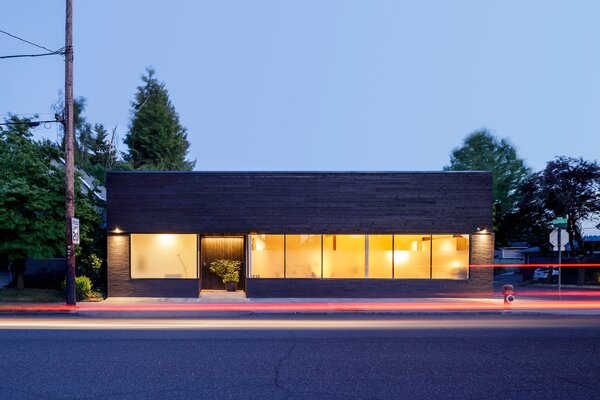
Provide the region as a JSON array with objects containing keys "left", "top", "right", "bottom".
[
  {"left": 1, "top": 299, "right": 599, "bottom": 313},
  {"left": 471, "top": 263, "right": 600, "bottom": 268}
]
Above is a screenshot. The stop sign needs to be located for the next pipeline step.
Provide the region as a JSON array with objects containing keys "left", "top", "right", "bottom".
[{"left": 549, "top": 228, "right": 569, "bottom": 251}]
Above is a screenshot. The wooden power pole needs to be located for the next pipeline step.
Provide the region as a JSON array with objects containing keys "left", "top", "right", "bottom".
[{"left": 64, "top": 0, "right": 76, "bottom": 305}]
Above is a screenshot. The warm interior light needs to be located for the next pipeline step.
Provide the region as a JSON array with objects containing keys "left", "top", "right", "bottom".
[
  {"left": 159, "top": 234, "right": 175, "bottom": 246},
  {"left": 388, "top": 250, "right": 410, "bottom": 263},
  {"left": 255, "top": 237, "right": 265, "bottom": 251}
]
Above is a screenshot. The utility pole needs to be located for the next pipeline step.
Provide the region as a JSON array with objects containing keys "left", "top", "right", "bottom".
[{"left": 64, "top": 0, "right": 76, "bottom": 305}]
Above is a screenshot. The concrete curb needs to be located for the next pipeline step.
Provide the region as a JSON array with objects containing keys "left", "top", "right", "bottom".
[{"left": 2, "top": 308, "right": 599, "bottom": 318}]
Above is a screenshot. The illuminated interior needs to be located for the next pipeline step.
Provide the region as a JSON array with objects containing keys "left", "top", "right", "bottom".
[
  {"left": 130, "top": 234, "right": 197, "bottom": 279},
  {"left": 250, "top": 234, "right": 284, "bottom": 278},
  {"left": 285, "top": 235, "right": 322, "bottom": 278},
  {"left": 431, "top": 235, "right": 469, "bottom": 279},
  {"left": 323, "top": 235, "right": 365, "bottom": 278},
  {"left": 249, "top": 234, "right": 470, "bottom": 280},
  {"left": 393, "top": 235, "right": 431, "bottom": 278},
  {"left": 368, "top": 235, "right": 393, "bottom": 278}
]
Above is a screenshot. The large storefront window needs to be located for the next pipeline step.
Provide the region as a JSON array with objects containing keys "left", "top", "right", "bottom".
[
  {"left": 250, "top": 235, "right": 284, "bottom": 278},
  {"left": 393, "top": 235, "right": 431, "bottom": 279},
  {"left": 323, "top": 235, "right": 365, "bottom": 278},
  {"left": 367, "top": 235, "right": 393, "bottom": 278},
  {"left": 131, "top": 234, "right": 197, "bottom": 279},
  {"left": 247, "top": 233, "right": 470, "bottom": 280},
  {"left": 286, "top": 235, "right": 322, "bottom": 278},
  {"left": 431, "top": 235, "right": 469, "bottom": 279}
]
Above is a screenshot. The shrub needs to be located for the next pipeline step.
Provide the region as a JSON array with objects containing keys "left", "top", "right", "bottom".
[
  {"left": 77, "top": 252, "right": 106, "bottom": 294},
  {"left": 209, "top": 259, "right": 241, "bottom": 283},
  {"left": 61, "top": 276, "right": 93, "bottom": 301}
]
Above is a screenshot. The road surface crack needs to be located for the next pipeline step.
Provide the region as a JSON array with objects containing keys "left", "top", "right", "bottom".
[{"left": 274, "top": 342, "right": 296, "bottom": 399}]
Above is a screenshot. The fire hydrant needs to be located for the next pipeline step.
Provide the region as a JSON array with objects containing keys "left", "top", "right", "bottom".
[{"left": 503, "top": 284, "right": 515, "bottom": 307}]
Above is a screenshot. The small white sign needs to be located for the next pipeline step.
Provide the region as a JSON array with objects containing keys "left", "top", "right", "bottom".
[
  {"left": 549, "top": 228, "right": 568, "bottom": 251},
  {"left": 71, "top": 217, "right": 80, "bottom": 245}
]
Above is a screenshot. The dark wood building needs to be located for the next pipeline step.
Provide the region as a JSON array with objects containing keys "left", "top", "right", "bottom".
[{"left": 107, "top": 171, "right": 494, "bottom": 298}]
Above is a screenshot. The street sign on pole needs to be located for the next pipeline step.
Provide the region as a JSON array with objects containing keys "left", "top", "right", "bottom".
[
  {"left": 549, "top": 228, "right": 568, "bottom": 251},
  {"left": 552, "top": 217, "right": 568, "bottom": 229},
  {"left": 549, "top": 228, "right": 568, "bottom": 300},
  {"left": 71, "top": 217, "right": 80, "bottom": 245}
]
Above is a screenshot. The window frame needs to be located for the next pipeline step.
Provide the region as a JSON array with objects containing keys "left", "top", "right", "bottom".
[{"left": 129, "top": 233, "right": 199, "bottom": 280}]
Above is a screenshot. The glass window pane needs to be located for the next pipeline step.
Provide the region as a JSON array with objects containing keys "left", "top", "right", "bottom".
[
  {"left": 323, "top": 235, "right": 365, "bottom": 278},
  {"left": 367, "top": 235, "right": 393, "bottom": 278},
  {"left": 431, "top": 235, "right": 469, "bottom": 279},
  {"left": 394, "top": 235, "right": 431, "bottom": 279},
  {"left": 285, "top": 235, "right": 321, "bottom": 278},
  {"left": 250, "top": 234, "right": 284, "bottom": 278},
  {"left": 131, "top": 234, "right": 197, "bottom": 279}
]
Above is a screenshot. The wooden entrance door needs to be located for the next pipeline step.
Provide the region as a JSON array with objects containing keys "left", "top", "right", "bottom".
[{"left": 200, "top": 237, "right": 245, "bottom": 290}]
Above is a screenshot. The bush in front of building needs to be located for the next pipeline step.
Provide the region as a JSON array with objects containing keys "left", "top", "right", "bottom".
[{"left": 61, "top": 276, "right": 102, "bottom": 301}]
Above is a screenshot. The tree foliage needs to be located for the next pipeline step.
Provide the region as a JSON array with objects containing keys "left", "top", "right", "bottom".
[
  {"left": 0, "top": 117, "right": 64, "bottom": 261},
  {"left": 124, "top": 67, "right": 195, "bottom": 170},
  {"left": 509, "top": 157, "right": 600, "bottom": 254},
  {"left": 0, "top": 116, "right": 103, "bottom": 289},
  {"left": 54, "top": 96, "right": 119, "bottom": 184},
  {"left": 444, "top": 129, "right": 531, "bottom": 244}
]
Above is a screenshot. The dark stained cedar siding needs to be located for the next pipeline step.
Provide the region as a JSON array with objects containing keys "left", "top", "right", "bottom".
[
  {"left": 106, "top": 172, "right": 492, "bottom": 234},
  {"left": 106, "top": 171, "right": 493, "bottom": 298}
]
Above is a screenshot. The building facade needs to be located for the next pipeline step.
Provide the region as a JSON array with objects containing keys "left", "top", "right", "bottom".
[{"left": 107, "top": 171, "right": 494, "bottom": 298}]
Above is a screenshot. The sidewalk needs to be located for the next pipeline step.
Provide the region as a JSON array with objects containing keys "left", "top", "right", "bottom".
[{"left": 2, "top": 292, "right": 600, "bottom": 316}]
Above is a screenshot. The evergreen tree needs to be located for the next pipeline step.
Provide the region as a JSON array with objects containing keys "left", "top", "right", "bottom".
[
  {"left": 87, "top": 123, "right": 118, "bottom": 184},
  {"left": 54, "top": 94, "right": 121, "bottom": 184},
  {"left": 54, "top": 95, "right": 94, "bottom": 168},
  {"left": 124, "top": 67, "right": 195, "bottom": 170}
]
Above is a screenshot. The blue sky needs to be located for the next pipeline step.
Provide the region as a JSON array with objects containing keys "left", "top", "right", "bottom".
[{"left": 1, "top": 0, "right": 599, "bottom": 172}]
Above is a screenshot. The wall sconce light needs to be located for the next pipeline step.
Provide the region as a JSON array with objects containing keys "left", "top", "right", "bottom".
[
  {"left": 475, "top": 227, "right": 491, "bottom": 235},
  {"left": 111, "top": 227, "right": 124, "bottom": 234}
]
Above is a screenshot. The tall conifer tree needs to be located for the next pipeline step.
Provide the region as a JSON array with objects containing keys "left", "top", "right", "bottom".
[{"left": 124, "top": 67, "right": 195, "bottom": 170}]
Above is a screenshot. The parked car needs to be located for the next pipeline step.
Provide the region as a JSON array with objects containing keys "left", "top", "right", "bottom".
[{"left": 533, "top": 267, "right": 559, "bottom": 283}]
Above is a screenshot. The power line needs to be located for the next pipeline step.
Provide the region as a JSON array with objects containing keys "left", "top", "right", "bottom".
[
  {"left": 0, "top": 50, "right": 65, "bottom": 59},
  {"left": 0, "top": 119, "right": 64, "bottom": 127},
  {"left": 0, "top": 28, "right": 56, "bottom": 53},
  {"left": 0, "top": 112, "right": 55, "bottom": 117}
]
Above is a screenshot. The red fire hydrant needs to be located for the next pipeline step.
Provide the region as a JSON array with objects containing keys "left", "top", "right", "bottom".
[{"left": 503, "top": 284, "right": 515, "bottom": 307}]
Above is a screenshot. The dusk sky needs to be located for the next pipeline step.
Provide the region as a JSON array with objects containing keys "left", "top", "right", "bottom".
[{"left": 2, "top": 0, "right": 599, "bottom": 172}]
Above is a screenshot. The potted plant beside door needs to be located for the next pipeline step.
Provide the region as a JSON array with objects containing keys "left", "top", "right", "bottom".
[{"left": 209, "top": 259, "right": 242, "bottom": 291}]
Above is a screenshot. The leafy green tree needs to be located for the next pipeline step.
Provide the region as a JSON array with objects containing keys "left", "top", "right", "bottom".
[
  {"left": 0, "top": 117, "right": 64, "bottom": 289},
  {"left": 515, "top": 157, "right": 599, "bottom": 253},
  {"left": 124, "top": 67, "right": 195, "bottom": 170},
  {"left": 0, "top": 116, "right": 103, "bottom": 290},
  {"left": 444, "top": 129, "right": 531, "bottom": 245},
  {"left": 507, "top": 157, "right": 600, "bottom": 284}
]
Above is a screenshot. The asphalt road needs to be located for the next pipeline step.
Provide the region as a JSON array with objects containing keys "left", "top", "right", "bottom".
[{"left": 1, "top": 315, "right": 599, "bottom": 400}]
